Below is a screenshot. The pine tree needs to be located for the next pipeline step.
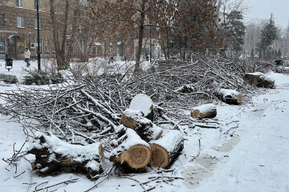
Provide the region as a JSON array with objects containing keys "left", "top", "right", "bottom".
[
  {"left": 256, "top": 13, "right": 278, "bottom": 57},
  {"left": 170, "top": 0, "right": 221, "bottom": 57},
  {"left": 222, "top": 10, "right": 246, "bottom": 53}
]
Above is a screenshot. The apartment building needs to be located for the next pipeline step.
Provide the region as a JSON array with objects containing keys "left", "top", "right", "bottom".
[
  {"left": 0, "top": 0, "right": 160, "bottom": 61},
  {"left": 0, "top": 0, "right": 55, "bottom": 60}
]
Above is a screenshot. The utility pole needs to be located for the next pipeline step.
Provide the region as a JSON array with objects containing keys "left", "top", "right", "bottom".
[{"left": 36, "top": 0, "right": 41, "bottom": 71}]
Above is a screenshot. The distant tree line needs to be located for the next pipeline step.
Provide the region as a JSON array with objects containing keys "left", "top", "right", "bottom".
[{"left": 20, "top": 0, "right": 288, "bottom": 71}]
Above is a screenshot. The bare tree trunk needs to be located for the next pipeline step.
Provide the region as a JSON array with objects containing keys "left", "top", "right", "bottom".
[
  {"left": 60, "top": 0, "right": 69, "bottom": 69},
  {"left": 134, "top": 1, "right": 146, "bottom": 75},
  {"left": 165, "top": 26, "right": 170, "bottom": 60},
  {"left": 49, "top": 0, "right": 70, "bottom": 71},
  {"left": 49, "top": 0, "right": 61, "bottom": 71},
  {"left": 66, "top": 1, "right": 80, "bottom": 63}
]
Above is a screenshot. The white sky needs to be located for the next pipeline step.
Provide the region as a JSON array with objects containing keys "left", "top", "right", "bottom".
[{"left": 244, "top": 0, "right": 289, "bottom": 29}]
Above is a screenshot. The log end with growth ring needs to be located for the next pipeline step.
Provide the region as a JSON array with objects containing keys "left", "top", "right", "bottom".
[
  {"left": 117, "top": 144, "right": 151, "bottom": 169},
  {"left": 120, "top": 114, "right": 138, "bottom": 129},
  {"left": 191, "top": 109, "right": 200, "bottom": 119},
  {"left": 236, "top": 94, "right": 243, "bottom": 104},
  {"left": 149, "top": 143, "right": 169, "bottom": 168}
]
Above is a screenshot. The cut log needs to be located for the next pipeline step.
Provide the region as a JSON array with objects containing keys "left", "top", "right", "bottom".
[
  {"left": 120, "top": 109, "right": 163, "bottom": 141},
  {"left": 129, "top": 93, "right": 154, "bottom": 121},
  {"left": 149, "top": 130, "right": 184, "bottom": 168},
  {"left": 244, "top": 72, "right": 275, "bottom": 88},
  {"left": 109, "top": 129, "right": 151, "bottom": 170},
  {"left": 214, "top": 88, "right": 242, "bottom": 105},
  {"left": 191, "top": 103, "right": 217, "bottom": 119},
  {"left": 27, "top": 132, "right": 104, "bottom": 178}
]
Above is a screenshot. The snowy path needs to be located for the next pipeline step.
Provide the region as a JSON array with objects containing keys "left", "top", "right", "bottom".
[{"left": 194, "top": 73, "right": 289, "bottom": 192}]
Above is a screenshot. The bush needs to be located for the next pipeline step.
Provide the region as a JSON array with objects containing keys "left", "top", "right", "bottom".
[
  {"left": 0, "top": 74, "right": 18, "bottom": 84},
  {"left": 22, "top": 70, "right": 64, "bottom": 85}
]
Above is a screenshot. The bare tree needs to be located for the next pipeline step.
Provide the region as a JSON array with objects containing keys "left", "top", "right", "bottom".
[
  {"left": 49, "top": 0, "right": 89, "bottom": 70},
  {"left": 89, "top": 0, "right": 165, "bottom": 75}
]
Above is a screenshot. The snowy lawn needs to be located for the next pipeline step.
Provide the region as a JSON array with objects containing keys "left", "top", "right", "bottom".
[{"left": 0, "top": 59, "right": 289, "bottom": 192}]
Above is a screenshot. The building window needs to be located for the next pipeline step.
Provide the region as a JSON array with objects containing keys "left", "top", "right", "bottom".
[
  {"left": 51, "top": 42, "right": 55, "bottom": 53},
  {"left": 44, "top": 39, "right": 50, "bottom": 54},
  {"left": 17, "top": 40, "right": 25, "bottom": 54},
  {"left": 101, "top": 45, "right": 105, "bottom": 56},
  {"left": 0, "top": 0, "right": 3, "bottom": 5},
  {"left": 92, "top": 47, "right": 97, "bottom": 55},
  {"left": 34, "top": 19, "right": 41, "bottom": 29},
  {"left": 66, "top": 38, "right": 70, "bottom": 52},
  {"left": 17, "top": 17, "right": 24, "bottom": 28},
  {"left": 81, "top": 40, "right": 85, "bottom": 54},
  {"left": 34, "top": 0, "right": 40, "bottom": 10},
  {"left": 0, "top": 36, "right": 5, "bottom": 54},
  {"left": 0, "top": 14, "right": 4, "bottom": 26},
  {"left": 36, "top": 38, "right": 42, "bottom": 53},
  {"left": 16, "top": 0, "right": 23, "bottom": 7}
]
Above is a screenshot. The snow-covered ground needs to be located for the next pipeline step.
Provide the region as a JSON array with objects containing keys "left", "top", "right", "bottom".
[{"left": 0, "top": 59, "right": 289, "bottom": 192}]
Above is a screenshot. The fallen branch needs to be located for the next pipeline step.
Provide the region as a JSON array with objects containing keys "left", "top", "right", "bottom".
[
  {"left": 191, "top": 122, "right": 219, "bottom": 129},
  {"left": 33, "top": 178, "right": 79, "bottom": 192}
]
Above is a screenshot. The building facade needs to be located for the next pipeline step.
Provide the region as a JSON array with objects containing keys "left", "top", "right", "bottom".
[
  {"left": 0, "top": 0, "right": 161, "bottom": 61},
  {"left": 0, "top": 0, "right": 54, "bottom": 60}
]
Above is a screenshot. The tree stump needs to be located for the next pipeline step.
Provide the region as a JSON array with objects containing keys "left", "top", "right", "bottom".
[
  {"left": 120, "top": 109, "right": 163, "bottom": 141},
  {"left": 109, "top": 129, "right": 151, "bottom": 170},
  {"left": 129, "top": 93, "right": 154, "bottom": 121},
  {"left": 149, "top": 130, "right": 184, "bottom": 168},
  {"left": 191, "top": 103, "right": 217, "bottom": 119},
  {"left": 244, "top": 72, "right": 275, "bottom": 88},
  {"left": 214, "top": 88, "right": 242, "bottom": 105},
  {"left": 27, "top": 133, "right": 104, "bottom": 178}
]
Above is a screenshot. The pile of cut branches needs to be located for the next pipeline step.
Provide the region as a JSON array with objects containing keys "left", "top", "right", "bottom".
[{"left": 0, "top": 55, "right": 268, "bottom": 177}]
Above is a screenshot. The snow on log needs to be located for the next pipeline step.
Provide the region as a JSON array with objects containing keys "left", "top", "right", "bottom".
[
  {"left": 120, "top": 109, "right": 163, "bottom": 141},
  {"left": 27, "top": 132, "right": 104, "bottom": 178},
  {"left": 191, "top": 103, "right": 217, "bottom": 119},
  {"left": 214, "top": 88, "right": 242, "bottom": 105},
  {"left": 243, "top": 72, "right": 275, "bottom": 88},
  {"left": 129, "top": 93, "right": 154, "bottom": 121},
  {"left": 109, "top": 129, "right": 151, "bottom": 170},
  {"left": 149, "top": 130, "right": 184, "bottom": 168}
]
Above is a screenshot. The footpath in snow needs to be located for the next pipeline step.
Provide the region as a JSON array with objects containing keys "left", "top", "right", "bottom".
[{"left": 194, "top": 72, "right": 289, "bottom": 192}]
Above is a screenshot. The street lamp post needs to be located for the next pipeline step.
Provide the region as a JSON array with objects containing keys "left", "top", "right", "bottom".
[
  {"left": 149, "top": 25, "right": 152, "bottom": 63},
  {"left": 36, "top": 0, "right": 41, "bottom": 71},
  {"left": 28, "top": 32, "right": 31, "bottom": 48}
]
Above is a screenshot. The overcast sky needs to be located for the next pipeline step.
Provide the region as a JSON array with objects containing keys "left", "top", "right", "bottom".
[{"left": 244, "top": 0, "right": 289, "bottom": 29}]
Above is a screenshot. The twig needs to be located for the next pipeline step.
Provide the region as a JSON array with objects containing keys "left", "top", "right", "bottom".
[
  {"left": 34, "top": 181, "right": 49, "bottom": 192},
  {"left": 121, "top": 176, "right": 146, "bottom": 191},
  {"left": 34, "top": 179, "right": 79, "bottom": 192},
  {"left": 224, "top": 125, "right": 239, "bottom": 135},
  {"left": 190, "top": 139, "right": 201, "bottom": 162},
  {"left": 192, "top": 123, "right": 219, "bottom": 129},
  {"left": 14, "top": 171, "right": 26, "bottom": 178},
  {"left": 9, "top": 138, "right": 28, "bottom": 165},
  {"left": 85, "top": 166, "right": 114, "bottom": 192},
  {"left": 144, "top": 186, "right": 156, "bottom": 192}
]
